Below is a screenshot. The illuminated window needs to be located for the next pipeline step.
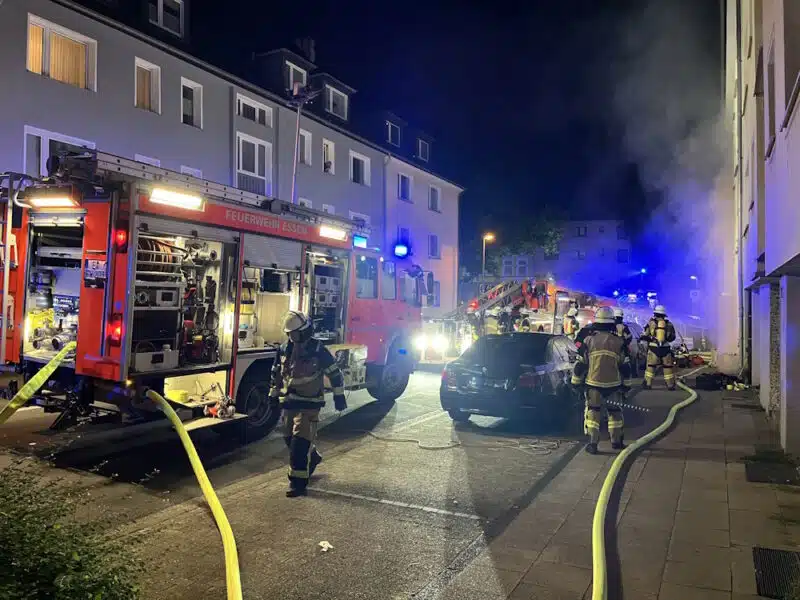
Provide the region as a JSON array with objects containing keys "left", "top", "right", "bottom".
[
  {"left": 299, "top": 130, "right": 312, "bottom": 165},
  {"left": 322, "top": 139, "right": 335, "bottom": 174},
  {"left": 135, "top": 58, "right": 161, "bottom": 113},
  {"left": 287, "top": 61, "right": 307, "bottom": 89},
  {"left": 236, "top": 94, "right": 272, "bottom": 127},
  {"left": 27, "top": 15, "right": 97, "bottom": 91},
  {"left": 387, "top": 122, "right": 400, "bottom": 146},
  {"left": 181, "top": 78, "right": 202, "bottom": 128},
  {"left": 398, "top": 173, "right": 411, "bottom": 201},
  {"left": 148, "top": 0, "right": 183, "bottom": 37},
  {"left": 236, "top": 132, "right": 272, "bottom": 195},
  {"left": 325, "top": 86, "right": 348, "bottom": 119}
]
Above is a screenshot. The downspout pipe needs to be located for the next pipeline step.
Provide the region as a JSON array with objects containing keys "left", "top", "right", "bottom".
[{"left": 735, "top": 0, "right": 746, "bottom": 377}]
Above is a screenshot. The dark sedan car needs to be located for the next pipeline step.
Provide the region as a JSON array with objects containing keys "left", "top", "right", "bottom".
[{"left": 440, "top": 332, "right": 581, "bottom": 426}]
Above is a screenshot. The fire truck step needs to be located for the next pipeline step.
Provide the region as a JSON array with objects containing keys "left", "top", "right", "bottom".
[{"left": 183, "top": 413, "right": 248, "bottom": 432}]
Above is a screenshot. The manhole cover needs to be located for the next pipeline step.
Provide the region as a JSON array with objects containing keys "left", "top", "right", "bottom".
[
  {"left": 745, "top": 462, "right": 800, "bottom": 485},
  {"left": 753, "top": 547, "right": 800, "bottom": 599}
]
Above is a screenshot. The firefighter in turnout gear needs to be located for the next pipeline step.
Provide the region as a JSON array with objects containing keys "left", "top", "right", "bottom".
[
  {"left": 613, "top": 308, "right": 633, "bottom": 346},
  {"left": 642, "top": 305, "right": 677, "bottom": 390},
  {"left": 563, "top": 307, "right": 579, "bottom": 340},
  {"left": 270, "top": 311, "right": 347, "bottom": 497},
  {"left": 570, "top": 306, "right": 630, "bottom": 454}
]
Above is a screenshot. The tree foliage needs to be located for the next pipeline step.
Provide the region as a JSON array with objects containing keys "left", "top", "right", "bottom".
[{"left": 0, "top": 459, "right": 142, "bottom": 599}]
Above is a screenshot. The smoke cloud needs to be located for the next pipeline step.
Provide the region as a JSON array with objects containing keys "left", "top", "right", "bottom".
[{"left": 604, "top": 0, "right": 734, "bottom": 357}]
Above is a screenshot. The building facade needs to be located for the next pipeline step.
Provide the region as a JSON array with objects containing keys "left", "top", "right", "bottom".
[
  {"left": 725, "top": 0, "right": 800, "bottom": 451},
  {"left": 500, "top": 220, "right": 634, "bottom": 292},
  {"left": 0, "top": 0, "right": 461, "bottom": 310}
]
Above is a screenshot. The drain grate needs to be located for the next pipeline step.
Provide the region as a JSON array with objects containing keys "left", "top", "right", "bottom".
[
  {"left": 753, "top": 547, "right": 800, "bottom": 599},
  {"left": 745, "top": 462, "right": 800, "bottom": 485},
  {"left": 729, "top": 402, "right": 763, "bottom": 411}
]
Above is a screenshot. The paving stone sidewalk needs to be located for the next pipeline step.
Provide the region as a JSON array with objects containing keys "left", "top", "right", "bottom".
[{"left": 437, "top": 382, "right": 800, "bottom": 600}]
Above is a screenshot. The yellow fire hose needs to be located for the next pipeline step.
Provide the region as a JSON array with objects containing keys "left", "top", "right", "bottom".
[
  {"left": 145, "top": 390, "right": 242, "bottom": 600},
  {"left": 591, "top": 378, "right": 698, "bottom": 600},
  {"left": 0, "top": 341, "right": 77, "bottom": 426}
]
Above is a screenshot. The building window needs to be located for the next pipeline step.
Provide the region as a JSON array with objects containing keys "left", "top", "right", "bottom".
[
  {"left": 398, "top": 227, "right": 410, "bottom": 243},
  {"left": 181, "top": 78, "right": 202, "bottom": 128},
  {"left": 148, "top": 0, "right": 183, "bottom": 37},
  {"left": 575, "top": 250, "right": 586, "bottom": 260},
  {"left": 502, "top": 258, "right": 513, "bottom": 277},
  {"left": 325, "top": 86, "right": 348, "bottom": 120},
  {"left": 134, "top": 58, "right": 161, "bottom": 113},
  {"left": 24, "top": 126, "right": 95, "bottom": 179},
  {"left": 236, "top": 132, "right": 272, "bottom": 195},
  {"left": 431, "top": 280, "right": 441, "bottom": 307},
  {"left": 418, "top": 139, "right": 430, "bottom": 162},
  {"left": 767, "top": 45, "right": 777, "bottom": 155},
  {"left": 27, "top": 15, "right": 97, "bottom": 92},
  {"left": 598, "top": 225, "right": 605, "bottom": 233},
  {"left": 298, "top": 198, "right": 312, "bottom": 209},
  {"left": 322, "top": 204, "right": 335, "bottom": 215},
  {"left": 544, "top": 249, "right": 559, "bottom": 261},
  {"left": 349, "top": 151, "right": 371, "bottom": 186},
  {"left": 180, "top": 165, "right": 202, "bottom": 178},
  {"left": 429, "top": 186, "right": 441, "bottom": 212},
  {"left": 287, "top": 61, "right": 307, "bottom": 89},
  {"left": 298, "top": 130, "right": 312, "bottom": 165},
  {"left": 428, "top": 234, "right": 440, "bottom": 258},
  {"left": 516, "top": 259, "right": 528, "bottom": 277},
  {"left": 135, "top": 154, "right": 160, "bottom": 167},
  {"left": 236, "top": 94, "right": 272, "bottom": 127},
  {"left": 599, "top": 248, "right": 606, "bottom": 257},
  {"left": 616, "top": 225, "right": 628, "bottom": 240},
  {"left": 387, "top": 122, "right": 400, "bottom": 146},
  {"left": 349, "top": 211, "right": 371, "bottom": 227},
  {"left": 576, "top": 226, "right": 587, "bottom": 237},
  {"left": 322, "top": 139, "right": 335, "bottom": 174},
  {"left": 617, "top": 249, "right": 630, "bottom": 263},
  {"left": 398, "top": 173, "right": 411, "bottom": 201}
]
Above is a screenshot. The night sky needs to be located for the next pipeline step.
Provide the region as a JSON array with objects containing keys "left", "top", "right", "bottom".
[{"left": 191, "top": 0, "right": 722, "bottom": 275}]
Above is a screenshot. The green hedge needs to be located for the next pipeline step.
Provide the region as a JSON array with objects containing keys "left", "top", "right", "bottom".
[{"left": 0, "top": 459, "right": 142, "bottom": 599}]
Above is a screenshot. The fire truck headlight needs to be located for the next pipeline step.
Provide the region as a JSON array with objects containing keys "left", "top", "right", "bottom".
[
  {"left": 413, "top": 334, "right": 428, "bottom": 351},
  {"left": 431, "top": 334, "right": 447, "bottom": 354}
]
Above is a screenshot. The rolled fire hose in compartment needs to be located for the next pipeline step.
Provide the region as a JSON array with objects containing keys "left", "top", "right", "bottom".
[{"left": 132, "top": 234, "right": 223, "bottom": 373}]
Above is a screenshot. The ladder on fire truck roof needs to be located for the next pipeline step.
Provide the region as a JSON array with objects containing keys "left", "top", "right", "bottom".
[
  {"left": 88, "top": 151, "right": 369, "bottom": 234},
  {"left": 442, "top": 279, "right": 526, "bottom": 320}
]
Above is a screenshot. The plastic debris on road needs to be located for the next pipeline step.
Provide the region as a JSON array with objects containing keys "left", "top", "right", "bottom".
[{"left": 319, "top": 541, "right": 334, "bottom": 552}]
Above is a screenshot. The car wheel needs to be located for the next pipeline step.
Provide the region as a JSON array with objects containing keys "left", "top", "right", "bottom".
[{"left": 448, "top": 409, "right": 470, "bottom": 423}]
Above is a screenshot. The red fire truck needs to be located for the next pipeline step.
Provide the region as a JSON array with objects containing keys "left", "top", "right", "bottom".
[{"left": 0, "top": 150, "right": 424, "bottom": 439}]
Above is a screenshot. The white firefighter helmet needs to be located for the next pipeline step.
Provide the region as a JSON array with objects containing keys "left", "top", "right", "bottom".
[
  {"left": 654, "top": 305, "right": 667, "bottom": 316},
  {"left": 567, "top": 307, "right": 578, "bottom": 317},
  {"left": 613, "top": 308, "right": 624, "bottom": 319},
  {"left": 282, "top": 310, "right": 311, "bottom": 333},
  {"left": 594, "top": 306, "right": 615, "bottom": 324}
]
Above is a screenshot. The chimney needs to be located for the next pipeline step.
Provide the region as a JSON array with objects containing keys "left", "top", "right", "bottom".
[{"left": 294, "top": 37, "right": 316, "bottom": 64}]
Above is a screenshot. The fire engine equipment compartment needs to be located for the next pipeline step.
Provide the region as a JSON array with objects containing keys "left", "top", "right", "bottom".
[
  {"left": 23, "top": 223, "right": 82, "bottom": 366},
  {"left": 131, "top": 231, "right": 235, "bottom": 374},
  {"left": 304, "top": 246, "right": 349, "bottom": 345}
]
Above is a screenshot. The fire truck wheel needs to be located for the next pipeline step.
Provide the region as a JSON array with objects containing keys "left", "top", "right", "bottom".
[
  {"left": 367, "top": 362, "right": 410, "bottom": 403},
  {"left": 231, "top": 379, "right": 280, "bottom": 441}
]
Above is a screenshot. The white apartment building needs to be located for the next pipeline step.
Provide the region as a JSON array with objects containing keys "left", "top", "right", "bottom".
[{"left": 725, "top": 0, "right": 800, "bottom": 451}]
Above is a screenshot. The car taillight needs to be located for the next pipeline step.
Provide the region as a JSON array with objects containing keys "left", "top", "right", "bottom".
[
  {"left": 518, "top": 372, "right": 542, "bottom": 389},
  {"left": 107, "top": 313, "right": 123, "bottom": 346}
]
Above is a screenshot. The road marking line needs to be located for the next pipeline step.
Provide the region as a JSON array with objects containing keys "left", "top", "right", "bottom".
[{"left": 306, "top": 487, "right": 483, "bottom": 520}]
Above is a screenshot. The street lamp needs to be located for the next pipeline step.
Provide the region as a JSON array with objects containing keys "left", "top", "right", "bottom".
[{"left": 481, "top": 232, "right": 495, "bottom": 279}]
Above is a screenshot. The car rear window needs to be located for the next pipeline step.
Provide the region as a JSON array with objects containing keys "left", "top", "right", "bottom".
[{"left": 463, "top": 334, "right": 551, "bottom": 365}]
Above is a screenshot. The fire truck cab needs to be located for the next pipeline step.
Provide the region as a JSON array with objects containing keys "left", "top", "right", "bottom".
[{"left": 0, "top": 150, "right": 423, "bottom": 439}]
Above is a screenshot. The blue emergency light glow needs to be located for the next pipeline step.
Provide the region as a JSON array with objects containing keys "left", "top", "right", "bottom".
[
  {"left": 353, "top": 235, "right": 368, "bottom": 249},
  {"left": 640, "top": 268, "right": 647, "bottom": 274},
  {"left": 690, "top": 275, "right": 697, "bottom": 280},
  {"left": 613, "top": 290, "right": 619, "bottom": 297},
  {"left": 393, "top": 243, "right": 409, "bottom": 258}
]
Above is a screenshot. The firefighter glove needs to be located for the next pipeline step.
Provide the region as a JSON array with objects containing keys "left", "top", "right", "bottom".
[{"left": 334, "top": 394, "right": 347, "bottom": 412}]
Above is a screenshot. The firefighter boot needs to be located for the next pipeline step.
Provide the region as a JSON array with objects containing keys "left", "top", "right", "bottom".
[
  {"left": 309, "top": 448, "right": 322, "bottom": 477},
  {"left": 286, "top": 487, "right": 307, "bottom": 498},
  {"left": 584, "top": 442, "right": 598, "bottom": 455}
]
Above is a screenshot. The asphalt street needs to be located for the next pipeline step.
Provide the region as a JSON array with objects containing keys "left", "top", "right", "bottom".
[{"left": 0, "top": 371, "right": 669, "bottom": 599}]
